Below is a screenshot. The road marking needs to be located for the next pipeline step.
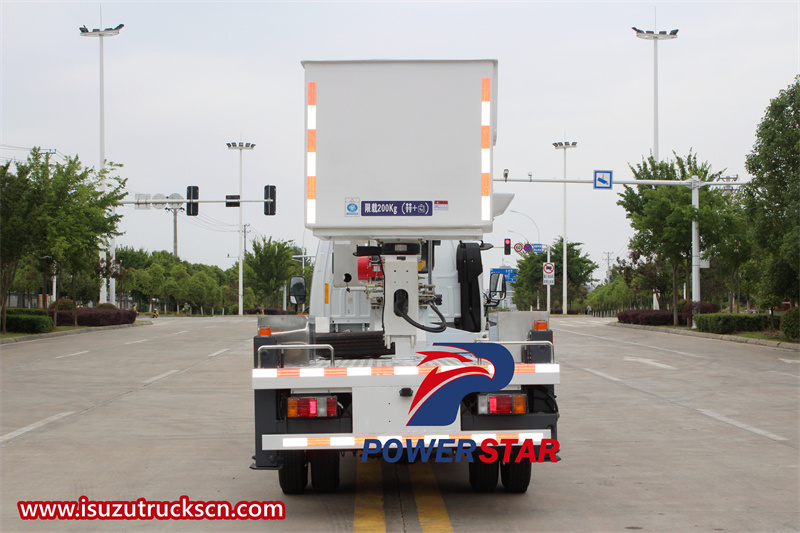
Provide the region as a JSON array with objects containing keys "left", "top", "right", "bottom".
[
  {"left": 171, "top": 330, "right": 188, "bottom": 335},
  {"left": 204, "top": 325, "right": 218, "bottom": 329},
  {"left": 1, "top": 412, "right": 74, "bottom": 444},
  {"left": 208, "top": 349, "right": 229, "bottom": 358},
  {"left": 552, "top": 328, "right": 704, "bottom": 358},
  {"left": 778, "top": 358, "right": 800, "bottom": 364},
  {"left": 143, "top": 370, "right": 179, "bottom": 385},
  {"left": 696, "top": 409, "right": 787, "bottom": 442},
  {"left": 409, "top": 463, "right": 453, "bottom": 533},
  {"left": 124, "top": 339, "right": 148, "bottom": 345},
  {"left": 55, "top": 351, "right": 89, "bottom": 359},
  {"left": 354, "top": 458, "right": 385, "bottom": 532},
  {"left": 582, "top": 368, "right": 621, "bottom": 382},
  {"left": 769, "top": 371, "right": 800, "bottom": 378},
  {"left": 623, "top": 356, "right": 678, "bottom": 370}
]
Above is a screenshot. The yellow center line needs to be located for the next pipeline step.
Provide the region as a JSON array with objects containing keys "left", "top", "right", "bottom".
[
  {"left": 409, "top": 463, "right": 453, "bottom": 533},
  {"left": 354, "top": 458, "right": 385, "bottom": 532}
]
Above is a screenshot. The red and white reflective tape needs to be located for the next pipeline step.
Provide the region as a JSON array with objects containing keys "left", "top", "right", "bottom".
[
  {"left": 279, "top": 432, "right": 545, "bottom": 449},
  {"left": 306, "top": 81, "right": 317, "bottom": 224},
  {"left": 481, "top": 77, "right": 491, "bottom": 221},
  {"left": 253, "top": 363, "right": 557, "bottom": 379}
]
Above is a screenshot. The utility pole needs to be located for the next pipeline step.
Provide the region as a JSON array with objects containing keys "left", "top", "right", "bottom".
[
  {"left": 243, "top": 224, "right": 251, "bottom": 255},
  {"left": 603, "top": 252, "right": 614, "bottom": 280},
  {"left": 165, "top": 206, "right": 184, "bottom": 257}
]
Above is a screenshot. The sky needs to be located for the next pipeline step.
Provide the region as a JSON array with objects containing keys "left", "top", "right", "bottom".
[{"left": 2, "top": 1, "right": 798, "bottom": 286}]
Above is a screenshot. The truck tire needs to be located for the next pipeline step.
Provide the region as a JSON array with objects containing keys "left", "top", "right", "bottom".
[
  {"left": 278, "top": 451, "right": 307, "bottom": 494},
  {"left": 500, "top": 449, "right": 532, "bottom": 493},
  {"left": 310, "top": 450, "right": 340, "bottom": 493},
  {"left": 468, "top": 459, "right": 498, "bottom": 492}
]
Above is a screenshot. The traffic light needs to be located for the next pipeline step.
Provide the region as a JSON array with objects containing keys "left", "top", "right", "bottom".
[
  {"left": 264, "top": 185, "right": 276, "bottom": 216},
  {"left": 504, "top": 238, "right": 511, "bottom": 255},
  {"left": 186, "top": 186, "right": 199, "bottom": 216}
]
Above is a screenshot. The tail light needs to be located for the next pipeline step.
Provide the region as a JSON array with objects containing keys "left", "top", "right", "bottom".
[
  {"left": 477, "top": 393, "right": 527, "bottom": 415},
  {"left": 533, "top": 320, "right": 548, "bottom": 331},
  {"left": 287, "top": 396, "right": 338, "bottom": 418}
]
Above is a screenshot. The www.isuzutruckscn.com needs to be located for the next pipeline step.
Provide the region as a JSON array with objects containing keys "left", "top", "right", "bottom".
[{"left": 18, "top": 496, "right": 285, "bottom": 521}]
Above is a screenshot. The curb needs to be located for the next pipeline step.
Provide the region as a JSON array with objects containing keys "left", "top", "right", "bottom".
[
  {"left": 609, "top": 322, "right": 799, "bottom": 351},
  {"left": 0, "top": 321, "right": 151, "bottom": 345}
]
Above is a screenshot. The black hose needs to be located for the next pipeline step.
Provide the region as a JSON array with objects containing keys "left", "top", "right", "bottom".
[{"left": 393, "top": 297, "right": 447, "bottom": 333}]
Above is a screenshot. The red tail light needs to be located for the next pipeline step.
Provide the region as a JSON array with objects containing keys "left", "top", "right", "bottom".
[{"left": 287, "top": 396, "right": 338, "bottom": 418}]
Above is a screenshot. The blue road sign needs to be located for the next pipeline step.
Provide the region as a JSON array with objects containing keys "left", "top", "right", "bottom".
[
  {"left": 523, "top": 243, "right": 533, "bottom": 253},
  {"left": 594, "top": 170, "right": 613, "bottom": 189},
  {"left": 491, "top": 267, "right": 518, "bottom": 284},
  {"left": 533, "top": 244, "right": 543, "bottom": 254}
]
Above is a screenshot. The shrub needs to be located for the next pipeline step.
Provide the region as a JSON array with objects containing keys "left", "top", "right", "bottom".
[
  {"left": 676, "top": 299, "right": 688, "bottom": 314},
  {"left": 553, "top": 309, "right": 580, "bottom": 315},
  {"left": 781, "top": 307, "right": 799, "bottom": 341},
  {"left": 96, "top": 303, "right": 117, "bottom": 310},
  {"left": 682, "top": 301, "right": 720, "bottom": 325},
  {"left": 695, "top": 313, "right": 771, "bottom": 335},
  {"left": 5, "top": 314, "right": 52, "bottom": 333},
  {"left": 47, "top": 308, "right": 136, "bottom": 327},
  {"left": 617, "top": 309, "right": 674, "bottom": 325},
  {"left": 5, "top": 308, "right": 48, "bottom": 317},
  {"left": 48, "top": 298, "right": 75, "bottom": 310}
]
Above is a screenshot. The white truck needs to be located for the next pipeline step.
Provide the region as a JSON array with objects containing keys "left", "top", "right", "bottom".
[{"left": 251, "top": 60, "right": 559, "bottom": 494}]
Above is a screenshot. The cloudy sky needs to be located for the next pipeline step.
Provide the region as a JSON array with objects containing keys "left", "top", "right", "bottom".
[{"left": 2, "top": 1, "right": 798, "bottom": 283}]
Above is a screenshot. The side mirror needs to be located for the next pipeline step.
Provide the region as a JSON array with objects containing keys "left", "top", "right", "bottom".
[
  {"left": 489, "top": 272, "right": 506, "bottom": 300},
  {"left": 289, "top": 276, "right": 306, "bottom": 305}
]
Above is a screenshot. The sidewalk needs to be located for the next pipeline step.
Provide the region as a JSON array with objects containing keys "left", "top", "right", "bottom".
[
  {"left": 0, "top": 321, "right": 150, "bottom": 345},
  {"left": 610, "top": 322, "right": 799, "bottom": 351}
]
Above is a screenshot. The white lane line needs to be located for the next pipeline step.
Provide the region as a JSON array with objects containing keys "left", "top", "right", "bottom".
[
  {"left": 552, "top": 328, "right": 704, "bottom": 358},
  {"left": 204, "top": 325, "right": 218, "bottom": 329},
  {"left": 208, "top": 348, "right": 230, "bottom": 358},
  {"left": 55, "top": 351, "right": 89, "bottom": 359},
  {"left": 143, "top": 370, "right": 179, "bottom": 385},
  {"left": 171, "top": 330, "right": 188, "bottom": 336},
  {"left": 582, "top": 368, "right": 621, "bottom": 382},
  {"left": 623, "top": 356, "right": 678, "bottom": 370},
  {"left": 124, "top": 339, "right": 148, "bottom": 345},
  {"left": 696, "top": 409, "right": 787, "bottom": 442},
  {"left": 1, "top": 412, "right": 74, "bottom": 444},
  {"left": 769, "top": 371, "right": 800, "bottom": 378},
  {"left": 778, "top": 358, "right": 800, "bottom": 364}
]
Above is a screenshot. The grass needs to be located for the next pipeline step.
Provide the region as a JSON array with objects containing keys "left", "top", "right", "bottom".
[{"left": 735, "top": 331, "right": 798, "bottom": 344}]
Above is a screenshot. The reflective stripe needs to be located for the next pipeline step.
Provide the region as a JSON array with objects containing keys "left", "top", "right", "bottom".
[
  {"left": 307, "top": 105, "right": 316, "bottom": 130},
  {"left": 480, "top": 77, "right": 491, "bottom": 221},
  {"left": 253, "top": 364, "right": 548, "bottom": 379},
  {"left": 307, "top": 82, "right": 317, "bottom": 224}
]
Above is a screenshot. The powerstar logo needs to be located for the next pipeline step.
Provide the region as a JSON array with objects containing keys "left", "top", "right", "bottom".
[
  {"left": 407, "top": 342, "right": 514, "bottom": 426},
  {"left": 360, "top": 342, "right": 561, "bottom": 464}
]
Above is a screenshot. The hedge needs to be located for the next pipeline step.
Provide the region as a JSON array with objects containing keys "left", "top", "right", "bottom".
[
  {"left": 5, "top": 314, "right": 53, "bottom": 333},
  {"left": 682, "top": 302, "right": 720, "bottom": 324},
  {"left": 781, "top": 307, "right": 799, "bottom": 341},
  {"left": 47, "top": 308, "right": 137, "bottom": 327},
  {"left": 695, "top": 313, "right": 772, "bottom": 335},
  {"left": 5, "top": 308, "right": 48, "bottom": 317},
  {"left": 617, "top": 309, "right": 675, "bottom": 326}
]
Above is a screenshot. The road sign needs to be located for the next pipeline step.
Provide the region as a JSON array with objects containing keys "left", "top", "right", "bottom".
[
  {"left": 513, "top": 243, "right": 523, "bottom": 253},
  {"left": 543, "top": 263, "right": 555, "bottom": 275},
  {"left": 543, "top": 273, "right": 555, "bottom": 285},
  {"left": 594, "top": 170, "right": 613, "bottom": 189},
  {"left": 491, "top": 267, "right": 518, "bottom": 284},
  {"left": 533, "top": 244, "right": 543, "bottom": 254},
  {"left": 523, "top": 243, "right": 533, "bottom": 253}
]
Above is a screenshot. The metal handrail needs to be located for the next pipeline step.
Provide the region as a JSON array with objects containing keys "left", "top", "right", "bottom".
[{"left": 256, "top": 343, "right": 336, "bottom": 369}]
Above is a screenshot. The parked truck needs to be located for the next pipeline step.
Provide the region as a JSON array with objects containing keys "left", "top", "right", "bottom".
[{"left": 251, "top": 60, "right": 559, "bottom": 494}]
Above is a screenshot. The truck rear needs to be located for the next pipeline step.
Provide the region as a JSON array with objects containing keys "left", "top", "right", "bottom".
[{"left": 251, "top": 60, "right": 559, "bottom": 494}]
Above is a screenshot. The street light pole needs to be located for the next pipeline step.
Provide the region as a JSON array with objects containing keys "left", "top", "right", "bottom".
[
  {"left": 632, "top": 27, "right": 678, "bottom": 162},
  {"left": 227, "top": 141, "right": 255, "bottom": 316},
  {"left": 80, "top": 22, "right": 123, "bottom": 305},
  {"left": 553, "top": 141, "right": 577, "bottom": 314}
]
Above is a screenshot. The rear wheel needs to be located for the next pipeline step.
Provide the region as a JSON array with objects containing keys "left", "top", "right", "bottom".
[
  {"left": 310, "top": 450, "right": 340, "bottom": 493},
  {"left": 468, "top": 459, "right": 499, "bottom": 492},
  {"left": 500, "top": 447, "right": 531, "bottom": 493},
  {"left": 278, "top": 451, "right": 308, "bottom": 494}
]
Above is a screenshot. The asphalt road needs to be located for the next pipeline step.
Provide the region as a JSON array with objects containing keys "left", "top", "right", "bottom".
[{"left": 1, "top": 316, "right": 798, "bottom": 532}]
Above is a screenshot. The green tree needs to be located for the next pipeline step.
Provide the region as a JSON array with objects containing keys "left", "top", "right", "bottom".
[
  {"left": 245, "top": 237, "right": 298, "bottom": 308},
  {"left": 0, "top": 149, "right": 125, "bottom": 332},
  {"left": 512, "top": 238, "right": 597, "bottom": 311},
  {"left": 618, "top": 152, "right": 722, "bottom": 324},
  {"left": 743, "top": 76, "right": 800, "bottom": 306}
]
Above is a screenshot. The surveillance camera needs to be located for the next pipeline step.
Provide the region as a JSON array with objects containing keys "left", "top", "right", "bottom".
[{"left": 503, "top": 169, "right": 509, "bottom": 179}]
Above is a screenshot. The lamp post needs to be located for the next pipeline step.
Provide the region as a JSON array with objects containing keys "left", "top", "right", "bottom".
[
  {"left": 227, "top": 141, "right": 255, "bottom": 316},
  {"left": 553, "top": 141, "right": 577, "bottom": 314},
  {"left": 509, "top": 209, "right": 541, "bottom": 244},
  {"left": 80, "top": 22, "right": 123, "bottom": 305},
  {"left": 632, "top": 26, "right": 678, "bottom": 162}
]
